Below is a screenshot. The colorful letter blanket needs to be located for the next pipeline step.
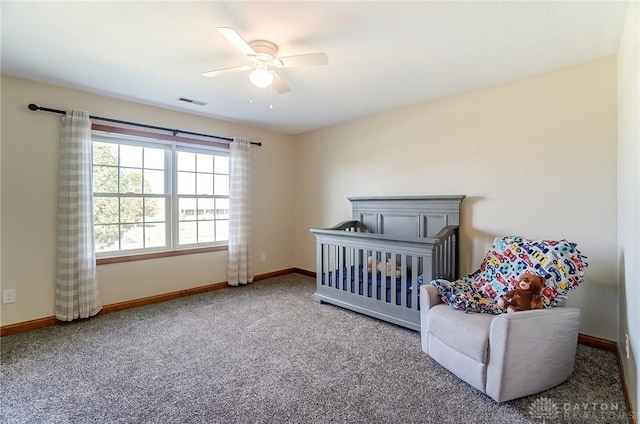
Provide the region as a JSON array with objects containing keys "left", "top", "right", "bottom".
[{"left": 431, "top": 236, "right": 588, "bottom": 314}]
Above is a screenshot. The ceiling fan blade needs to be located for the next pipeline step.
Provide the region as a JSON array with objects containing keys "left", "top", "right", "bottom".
[
  {"left": 201, "top": 65, "right": 252, "bottom": 78},
  {"left": 278, "top": 52, "right": 328, "bottom": 68},
  {"left": 217, "top": 27, "right": 256, "bottom": 57},
  {"left": 272, "top": 72, "right": 291, "bottom": 94}
]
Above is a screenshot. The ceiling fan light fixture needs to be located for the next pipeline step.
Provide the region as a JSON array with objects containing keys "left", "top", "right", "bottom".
[
  {"left": 204, "top": 27, "right": 326, "bottom": 94},
  {"left": 249, "top": 67, "right": 273, "bottom": 88}
]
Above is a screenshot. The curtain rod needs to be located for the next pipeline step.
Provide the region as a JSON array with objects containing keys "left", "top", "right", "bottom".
[{"left": 27, "top": 103, "right": 262, "bottom": 147}]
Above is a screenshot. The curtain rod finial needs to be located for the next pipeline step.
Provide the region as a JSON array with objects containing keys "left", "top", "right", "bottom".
[{"left": 28, "top": 103, "right": 39, "bottom": 111}]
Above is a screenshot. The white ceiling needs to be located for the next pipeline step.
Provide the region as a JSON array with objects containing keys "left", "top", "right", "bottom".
[{"left": 1, "top": 1, "right": 629, "bottom": 135}]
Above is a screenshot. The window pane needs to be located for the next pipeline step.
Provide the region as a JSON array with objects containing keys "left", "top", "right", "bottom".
[
  {"left": 199, "top": 198, "right": 215, "bottom": 219},
  {"left": 216, "top": 220, "right": 229, "bottom": 241},
  {"left": 120, "top": 145, "right": 143, "bottom": 168},
  {"left": 214, "top": 175, "right": 229, "bottom": 196},
  {"left": 94, "top": 197, "right": 119, "bottom": 224},
  {"left": 120, "top": 224, "right": 143, "bottom": 250},
  {"left": 177, "top": 151, "right": 196, "bottom": 172},
  {"left": 145, "top": 223, "right": 166, "bottom": 248},
  {"left": 178, "top": 171, "right": 195, "bottom": 194},
  {"left": 120, "top": 197, "right": 144, "bottom": 224},
  {"left": 215, "top": 199, "right": 229, "bottom": 219},
  {"left": 199, "top": 221, "right": 215, "bottom": 243},
  {"left": 144, "top": 170, "right": 165, "bottom": 194},
  {"left": 179, "top": 198, "right": 197, "bottom": 221},
  {"left": 144, "top": 148, "right": 165, "bottom": 170},
  {"left": 120, "top": 168, "right": 143, "bottom": 193},
  {"left": 145, "top": 197, "right": 165, "bottom": 222},
  {"left": 95, "top": 224, "right": 120, "bottom": 252},
  {"left": 93, "top": 166, "right": 118, "bottom": 193},
  {"left": 215, "top": 155, "right": 229, "bottom": 174},
  {"left": 197, "top": 154, "right": 214, "bottom": 173},
  {"left": 179, "top": 221, "right": 197, "bottom": 245},
  {"left": 196, "top": 173, "right": 213, "bottom": 195},
  {"left": 93, "top": 142, "right": 118, "bottom": 166}
]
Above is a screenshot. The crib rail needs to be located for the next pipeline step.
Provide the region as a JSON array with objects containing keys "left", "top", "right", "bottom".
[{"left": 310, "top": 224, "right": 458, "bottom": 331}]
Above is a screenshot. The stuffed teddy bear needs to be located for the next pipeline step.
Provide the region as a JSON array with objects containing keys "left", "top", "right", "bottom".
[
  {"left": 366, "top": 256, "right": 378, "bottom": 273},
  {"left": 367, "top": 256, "right": 402, "bottom": 278},
  {"left": 497, "top": 271, "right": 545, "bottom": 313}
]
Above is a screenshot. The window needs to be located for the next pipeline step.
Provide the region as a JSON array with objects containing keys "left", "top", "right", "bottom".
[
  {"left": 176, "top": 150, "right": 230, "bottom": 245},
  {"left": 92, "top": 130, "right": 229, "bottom": 258}
]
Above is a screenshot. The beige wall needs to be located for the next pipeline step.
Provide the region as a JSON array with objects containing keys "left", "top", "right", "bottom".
[
  {"left": 0, "top": 75, "right": 296, "bottom": 326},
  {"left": 617, "top": 0, "right": 639, "bottom": 415},
  {"left": 294, "top": 57, "right": 619, "bottom": 340}
]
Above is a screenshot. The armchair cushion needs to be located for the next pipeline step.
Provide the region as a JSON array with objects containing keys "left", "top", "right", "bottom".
[{"left": 427, "top": 304, "right": 494, "bottom": 363}]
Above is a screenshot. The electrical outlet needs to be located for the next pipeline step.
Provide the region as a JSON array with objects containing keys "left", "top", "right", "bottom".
[
  {"left": 260, "top": 252, "right": 266, "bottom": 262},
  {"left": 2, "top": 289, "right": 16, "bottom": 304},
  {"left": 626, "top": 333, "right": 630, "bottom": 360}
]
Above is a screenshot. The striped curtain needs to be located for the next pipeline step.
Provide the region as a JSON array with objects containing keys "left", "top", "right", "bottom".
[
  {"left": 55, "top": 109, "right": 102, "bottom": 321},
  {"left": 227, "top": 137, "right": 253, "bottom": 286}
]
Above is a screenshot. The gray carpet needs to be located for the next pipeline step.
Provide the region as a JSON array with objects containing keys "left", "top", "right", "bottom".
[{"left": 0, "top": 274, "right": 631, "bottom": 423}]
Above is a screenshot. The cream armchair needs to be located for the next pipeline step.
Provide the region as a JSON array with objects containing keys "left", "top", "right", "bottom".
[{"left": 420, "top": 284, "right": 580, "bottom": 403}]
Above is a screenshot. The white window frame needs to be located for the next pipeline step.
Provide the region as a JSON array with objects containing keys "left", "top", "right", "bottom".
[{"left": 92, "top": 129, "right": 229, "bottom": 259}]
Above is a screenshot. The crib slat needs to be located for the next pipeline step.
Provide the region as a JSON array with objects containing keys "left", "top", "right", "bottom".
[
  {"left": 443, "top": 235, "right": 449, "bottom": 279},
  {"left": 433, "top": 244, "right": 443, "bottom": 275},
  {"left": 337, "top": 244, "right": 341, "bottom": 289},
  {"left": 365, "top": 249, "right": 371, "bottom": 297},
  {"left": 390, "top": 253, "right": 397, "bottom": 306},
  {"left": 370, "top": 250, "right": 376, "bottom": 300},
  {"left": 372, "top": 249, "right": 378, "bottom": 300},
  {"left": 446, "top": 236, "right": 452, "bottom": 279},
  {"left": 412, "top": 256, "right": 419, "bottom": 310},
  {"left": 449, "top": 236, "right": 454, "bottom": 277},
  {"left": 330, "top": 244, "right": 337, "bottom": 289},
  {"left": 325, "top": 244, "right": 330, "bottom": 288},
  {"left": 332, "top": 244, "right": 337, "bottom": 287},
  {"left": 364, "top": 250, "right": 376, "bottom": 298},
  {"left": 322, "top": 243, "right": 328, "bottom": 287},
  {"left": 382, "top": 250, "right": 388, "bottom": 303},
  {"left": 346, "top": 246, "right": 352, "bottom": 292},
  {"left": 400, "top": 254, "right": 407, "bottom": 307},
  {"left": 336, "top": 246, "right": 344, "bottom": 290},
  {"left": 351, "top": 248, "right": 358, "bottom": 293},
  {"left": 442, "top": 238, "right": 448, "bottom": 279}
]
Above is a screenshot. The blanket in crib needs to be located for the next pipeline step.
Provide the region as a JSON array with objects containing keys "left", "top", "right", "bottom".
[{"left": 431, "top": 236, "right": 588, "bottom": 314}]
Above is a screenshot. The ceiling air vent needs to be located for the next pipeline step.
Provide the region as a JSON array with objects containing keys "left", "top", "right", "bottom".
[{"left": 178, "top": 97, "right": 208, "bottom": 106}]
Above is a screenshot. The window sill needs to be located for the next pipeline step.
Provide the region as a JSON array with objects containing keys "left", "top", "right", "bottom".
[{"left": 96, "top": 245, "right": 228, "bottom": 265}]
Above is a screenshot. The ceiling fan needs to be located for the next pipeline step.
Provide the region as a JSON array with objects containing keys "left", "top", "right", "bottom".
[{"left": 201, "top": 27, "right": 328, "bottom": 94}]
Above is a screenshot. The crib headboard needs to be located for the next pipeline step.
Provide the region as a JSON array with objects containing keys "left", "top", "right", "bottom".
[{"left": 349, "top": 195, "right": 465, "bottom": 238}]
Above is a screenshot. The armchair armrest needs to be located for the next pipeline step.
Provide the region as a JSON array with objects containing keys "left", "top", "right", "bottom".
[
  {"left": 419, "top": 285, "right": 443, "bottom": 351},
  {"left": 420, "top": 284, "right": 442, "bottom": 311},
  {"left": 486, "top": 307, "right": 581, "bottom": 402}
]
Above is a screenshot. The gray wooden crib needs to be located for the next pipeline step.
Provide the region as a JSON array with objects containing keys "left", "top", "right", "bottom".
[{"left": 310, "top": 195, "right": 465, "bottom": 331}]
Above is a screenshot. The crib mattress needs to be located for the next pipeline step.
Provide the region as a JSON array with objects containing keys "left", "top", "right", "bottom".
[{"left": 322, "top": 266, "right": 423, "bottom": 308}]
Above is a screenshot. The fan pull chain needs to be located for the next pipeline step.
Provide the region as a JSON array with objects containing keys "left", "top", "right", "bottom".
[
  {"left": 269, "top": 84, "right": 274, "bottom": 110},
  {"left": 247, "top": 81, "right": 274, "bottom": 109}
]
